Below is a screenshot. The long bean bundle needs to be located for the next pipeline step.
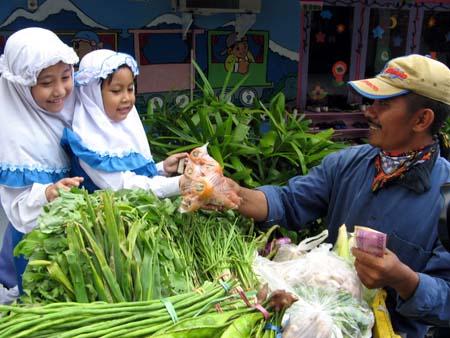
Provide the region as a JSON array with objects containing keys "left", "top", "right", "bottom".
[{"left": 0, "top": 280, "right": 263, "bottom": 338}]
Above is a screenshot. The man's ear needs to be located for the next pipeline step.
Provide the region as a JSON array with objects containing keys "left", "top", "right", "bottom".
[{"left": 413, "top": 108, "right": 434, "bottom": 133}]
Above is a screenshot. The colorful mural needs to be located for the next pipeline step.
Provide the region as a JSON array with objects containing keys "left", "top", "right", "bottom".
[
  {"left": 0, "top": 0, "right": 300, "bottom": 110},
  {"left": 1, "top": 0, "right": 448, "bottom": 111}
]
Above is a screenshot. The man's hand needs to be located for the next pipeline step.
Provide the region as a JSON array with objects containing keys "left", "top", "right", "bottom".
[
  {"left": 45, "top": 176, "right": 84, "bottom": 202},
  {"left": 163, "top": 153, "right": 188, "bottom": 175},
  {"left": 218, "top": 177, "right": 267, "bottom": 221},
  {"left": 352, "top": 247, "right": 419, "bottom": 300},
  {"left": 179, "top": 175, "right": 242, "bottom": 212}
]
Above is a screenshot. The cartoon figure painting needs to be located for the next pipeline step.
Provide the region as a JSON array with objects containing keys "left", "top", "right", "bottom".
[
  {"left": 209, "top": 30, "right": 271, "bottom": 106},
  {"left": 71, "top": 30, "right": 103, "bottom": 59},
  {"left": 224, "top": 32, "right": 255, "bottom": 75}
]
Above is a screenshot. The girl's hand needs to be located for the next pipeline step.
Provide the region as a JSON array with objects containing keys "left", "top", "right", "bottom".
[
  {"left": 163, "top": 152, "right": 188, "bottom": 175},
  {"left": 45, "top": 176, "right": 84, "bottom": 202}
]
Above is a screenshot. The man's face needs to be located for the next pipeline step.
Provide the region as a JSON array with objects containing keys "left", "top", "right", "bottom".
[{"left": 364, "top": 96, "right": 417, "bottom": 153}]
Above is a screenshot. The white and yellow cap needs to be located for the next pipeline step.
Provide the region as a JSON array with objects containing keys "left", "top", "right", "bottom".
[{"left": 349, "top": 54, "right": 450, "bottom": 105}]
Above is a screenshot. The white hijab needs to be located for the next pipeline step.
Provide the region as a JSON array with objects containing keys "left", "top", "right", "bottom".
[
  {"left": 0, "top": 27, "right": 79, "bottom": 188},
  {"left": 65, "top": 49, "right": 155, "bottom": 174}
]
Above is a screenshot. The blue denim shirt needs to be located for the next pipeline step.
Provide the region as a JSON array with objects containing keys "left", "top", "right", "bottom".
[{"left": 259, "top": 144, "right": 450, "bottom": 338}]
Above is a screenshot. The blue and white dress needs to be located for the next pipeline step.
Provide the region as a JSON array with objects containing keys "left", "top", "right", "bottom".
[
  {"left": 0, "top": 27, "right": 79, "bottom": 299},
  {"left": 61, "top": 49, "right": 180, "bottom": 197}
]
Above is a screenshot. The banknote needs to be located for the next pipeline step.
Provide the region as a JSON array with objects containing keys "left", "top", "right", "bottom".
[{"left": 354, "top": 226, "right": 387, "bottom": 257}]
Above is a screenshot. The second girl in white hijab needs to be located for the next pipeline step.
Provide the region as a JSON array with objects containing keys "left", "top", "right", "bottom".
[{"left": 62, "top": 49, "right": 186, "bottom": 196}]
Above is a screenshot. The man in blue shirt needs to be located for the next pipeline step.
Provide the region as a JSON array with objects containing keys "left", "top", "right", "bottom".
[{"left": 227, "top": 54, "right": 450, "bottom": 337}]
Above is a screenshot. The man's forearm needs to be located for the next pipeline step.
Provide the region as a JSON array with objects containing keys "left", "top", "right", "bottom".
[{"left": 237, "top": 187, "right": 268, "bottom": 222}]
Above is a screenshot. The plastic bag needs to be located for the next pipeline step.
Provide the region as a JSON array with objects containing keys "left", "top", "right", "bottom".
[
  {"left": 282, "top": 286, "right": 374, "bottom": 338},
  {"left": 179, "top": 144, "right": 241, "bottom": 212},
  {"left": 254, "top": 242, "right": 363, "bottom": 299},
  {"left": 273, "top": 229, "right": 328, "bottom": 262},
  {"left": 371, "top": 289, "right": 402, "bottom": 338},
  {"left": 255, "top": 230, "right": 374, "bottom": 337}
]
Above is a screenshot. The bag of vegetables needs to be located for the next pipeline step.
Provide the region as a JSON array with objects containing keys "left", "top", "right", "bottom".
[
  {"left": 282, "top": 286, "right": 373, "bottom": 338},
  {"left": 253, "top": 242, "right": 363, "bottom": 299},
  {"left": 253, "top": 230, "right": 374, "bottom": 337},
  {"left": 179, "top": 144, "right": 241, "bottom": 212}
]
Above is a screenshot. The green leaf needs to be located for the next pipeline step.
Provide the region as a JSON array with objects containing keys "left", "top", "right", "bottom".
[
  {"left": 231, "top": 123, "right": 250, "bottom": 144},
  {"left": 198, "top": 106, "right": 215, "bottom": 141},
  {"left": 213, "top": 112, "right": 225, "bottom": 137},
  {"left": 259, "top": 130, "right": 277, "bottom": 155},
  {"left": 224, "top": 74, "right": 249, "bottom": 101},
  {"left": 209, "top": 144, "right": 224, "bottom": 167},
  {"left": 219, "top": 64, "right": 234, "bottom": 100},
  {"left": 269, "top": 92, "right": 286, "bottom": 126},
  {"left": 289, "top": 141, "right": 308, "bottom": 174},
  {"left": 192, "top": 60, "right": 214, "bottom": 97}
]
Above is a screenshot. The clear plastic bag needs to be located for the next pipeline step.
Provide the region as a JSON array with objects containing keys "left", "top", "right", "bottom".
[
  {"left": 254, "top": 242, "right": 363, "bottom": 299},
  {"left": 253, "top": 231, "right": 374, "bottom": 337},
  {"left": 282, "top": 286, "right": 374, "bottom": 338},
  {"left": 179, "top": 144, "right": 241, "bottom": 212},
  {"left": 273, "top": 229, "right": 328, "bottom": 262}
]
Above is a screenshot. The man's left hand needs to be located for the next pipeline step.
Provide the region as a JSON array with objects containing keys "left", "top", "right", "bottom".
[{"left": 352, "top": 247, "right": 419, "bottom": 300}]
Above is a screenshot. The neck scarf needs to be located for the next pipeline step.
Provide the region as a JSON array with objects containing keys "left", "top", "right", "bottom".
[
  {"left": 0, "top": 27, "right": 79, "bottom": 188},
  {"left": 62, "top": 49, "right": 156, "bottom": 176},
  {"left": 371, "top": 140, "right": 439, "bottom": 193}
]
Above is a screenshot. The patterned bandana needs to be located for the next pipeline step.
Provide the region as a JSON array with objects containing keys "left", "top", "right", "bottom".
[{"left": 371, "top": 140, "right": 439, "bottom": 193}]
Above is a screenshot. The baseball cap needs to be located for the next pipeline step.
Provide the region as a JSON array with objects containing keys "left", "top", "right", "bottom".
[{"left": 349, "top": 54, "right": 450, "bottom": 105}]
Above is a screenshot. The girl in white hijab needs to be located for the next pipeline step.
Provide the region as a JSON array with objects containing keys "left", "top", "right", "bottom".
[
  {"left": 0, "top": 27, "right": 84, "bottom": 301},
  {"left": 62, "top": 49, "right": 186, "bottom": 196}
]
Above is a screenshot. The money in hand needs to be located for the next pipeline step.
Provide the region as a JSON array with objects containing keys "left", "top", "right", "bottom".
[{"left": 354, "top": 226, "right": 387, "bottom": 257}]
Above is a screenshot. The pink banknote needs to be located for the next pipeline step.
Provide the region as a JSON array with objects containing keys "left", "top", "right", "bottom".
[{"left": 354, "top": 226, "right": 387, "bottom": 257}]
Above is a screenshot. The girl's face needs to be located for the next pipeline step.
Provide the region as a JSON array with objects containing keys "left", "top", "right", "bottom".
[
  {"left": 101, "top": 67, "right": 135, "bottom": 122},
  {"left": 31, "top": 62, "right": 73, "bottom": 113}
]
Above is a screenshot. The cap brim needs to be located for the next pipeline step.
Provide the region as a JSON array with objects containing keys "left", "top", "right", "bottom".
[{"left": 348, "top": 77, "right": 410, "bottom": 99}]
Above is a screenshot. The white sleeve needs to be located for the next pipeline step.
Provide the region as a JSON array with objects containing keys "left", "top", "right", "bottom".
[
  {"left": 0, "top": 183, "right": 49, "bottom": 234},
  {"left": 156, "top": 161, "right": 168, "bottom": 176},
  {"left": 79, "top": 160, "right": 181, "bottom": 198}
]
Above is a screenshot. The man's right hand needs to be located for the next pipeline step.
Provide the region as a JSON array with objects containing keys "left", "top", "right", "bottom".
[{"left": 205, "top": 176, "right": 268, "bottom": 221}]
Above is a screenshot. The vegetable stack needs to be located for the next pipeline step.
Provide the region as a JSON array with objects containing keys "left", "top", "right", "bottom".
[{"left": 15, "top": 188, "right": 264, "bottom": 304}]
